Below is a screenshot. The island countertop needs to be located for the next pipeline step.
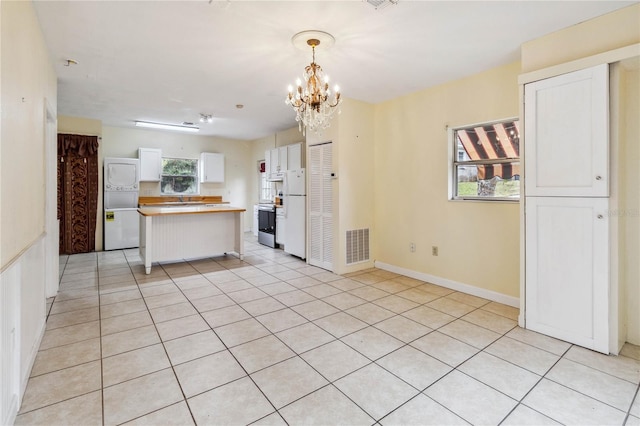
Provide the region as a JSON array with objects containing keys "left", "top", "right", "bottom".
[{"left": 137, "top": 205, "right": 246, "bottom": 216}]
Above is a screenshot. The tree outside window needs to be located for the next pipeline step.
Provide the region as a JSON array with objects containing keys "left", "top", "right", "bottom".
[{"left": 161, "top": 158, "right": 198, "bottom": 195}]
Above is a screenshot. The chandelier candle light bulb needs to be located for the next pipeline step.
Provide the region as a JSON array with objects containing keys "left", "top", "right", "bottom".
[{"left": 286, "top": 32, "right": 342, "bottom": 135}]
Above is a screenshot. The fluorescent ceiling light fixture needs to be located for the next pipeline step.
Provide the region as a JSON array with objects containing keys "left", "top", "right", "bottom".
[{"left": 135, "top": 121, "right": 199, "bottom": 133}]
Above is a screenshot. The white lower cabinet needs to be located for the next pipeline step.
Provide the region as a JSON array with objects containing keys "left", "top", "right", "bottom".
[{"left": 525, "top": 196, "right": 609, "bottom": 353}]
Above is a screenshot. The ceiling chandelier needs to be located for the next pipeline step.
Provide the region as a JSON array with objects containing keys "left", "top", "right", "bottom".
[{"left": 286, "top": 31, "right": 341, "bottom": 135}]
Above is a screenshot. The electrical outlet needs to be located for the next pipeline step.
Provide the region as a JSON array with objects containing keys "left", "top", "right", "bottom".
[
  {"left": 432, "top": 246, "right": 438, "bottom": 256},
  {"left": 409, "top": 242, "right": 416, "bottom": 253}
]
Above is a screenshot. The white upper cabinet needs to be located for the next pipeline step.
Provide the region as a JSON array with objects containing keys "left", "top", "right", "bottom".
[
  {"left": 524, "top": 64, "right": 609, "bottom": 197},
  {"left": 273, "top": 146, "right": 288, "bottom": 173},
  {"left": 138, "top": 148, "right": 162, "bottom": 182},
  {"left": 264, "top": 148, "right": 283, "bottom": 179},
  {"left": 264, "top": 143, "right": 303, "bottom": 180},
  {"left": 200, "top": 152, "right": 224, "bottom": 183}
]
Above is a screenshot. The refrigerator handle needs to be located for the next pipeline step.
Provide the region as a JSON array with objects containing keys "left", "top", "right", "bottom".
[
  {"left": 282, "top": 174, "right": 288, "bottom": 218},
  {"left": 282, "top": 174, "right": 288, "bottom": 198}
]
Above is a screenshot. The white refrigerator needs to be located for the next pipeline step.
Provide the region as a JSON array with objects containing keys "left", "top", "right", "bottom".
[{"left": 284, "top": 168, "right": 306, "bottom": 259}]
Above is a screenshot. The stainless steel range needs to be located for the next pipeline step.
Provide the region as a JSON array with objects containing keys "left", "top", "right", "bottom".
[{"left": 257, "top": 204, "right": 277, "bottom": 248}]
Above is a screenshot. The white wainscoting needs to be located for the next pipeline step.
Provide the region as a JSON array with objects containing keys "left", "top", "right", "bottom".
[
  {"left": 140, "top": 210, "right": 245, "bottom": 274},
  {"left": 374, "top": 261, "right": 520, "bottom": 308},
  {"left": 1, "top": 236, "right": 47, "bottom": 426}
]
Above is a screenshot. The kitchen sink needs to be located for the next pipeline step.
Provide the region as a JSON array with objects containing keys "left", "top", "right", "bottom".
[{"left": 155, "top": 201, "right": 205, "bottom": 206}]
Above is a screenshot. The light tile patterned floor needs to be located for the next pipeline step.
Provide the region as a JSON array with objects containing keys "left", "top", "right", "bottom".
[{"left": 15, "top": 234, "right": 640, "bottom": 425}]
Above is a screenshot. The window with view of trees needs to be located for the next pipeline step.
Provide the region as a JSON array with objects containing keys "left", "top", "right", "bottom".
[
  {"left": 451, "top": 119, "right": 520, "bottom": 200},
  {"left": 161, "top": 158, "right": 198, "bottom": 195}
]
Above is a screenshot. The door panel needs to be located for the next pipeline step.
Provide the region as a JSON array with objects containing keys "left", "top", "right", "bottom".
[
  {"left": 308, "top": 143, "right": 333, "bottom": 271},
  {"left": 525, "top": 197, "right": 609, "bottom": 353},
  {"left": 524, "top": 64, "right": 609, "bottom": 197}
]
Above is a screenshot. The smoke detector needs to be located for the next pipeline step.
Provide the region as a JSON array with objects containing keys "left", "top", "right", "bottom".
[{"left": 365, "top": 0, "right": 398, "bottom": 10}]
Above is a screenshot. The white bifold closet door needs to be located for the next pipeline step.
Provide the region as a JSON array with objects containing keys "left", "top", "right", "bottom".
[
  {"left": 308, "top": 142, "right": 333, "bottom": 271},
  {"left": 524, "top": 63, "right": 610, "bottom": 354}
]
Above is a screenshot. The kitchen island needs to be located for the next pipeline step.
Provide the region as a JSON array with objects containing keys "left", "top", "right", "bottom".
[{"left": 138, "top": 205, "right": 246, "bottom": 274}]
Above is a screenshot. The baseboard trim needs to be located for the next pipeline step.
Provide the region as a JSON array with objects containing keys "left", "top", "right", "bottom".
[
  {"left": 374, "top": 261, "right": 519, "bottom": 308},
  {"left": 21, "top": 318, "right": 46, "bottom": 399}
]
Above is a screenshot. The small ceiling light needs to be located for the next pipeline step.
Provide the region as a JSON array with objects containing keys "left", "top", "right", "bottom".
[
  {"left": 135, "top": 121, "right": 199, "bottom": 133},
  {"left": 199, "top": 114, "right": 213, "bottom": 123},
  {"left": 236, "top": 104, "right": 244, "bottom": 109},
  {"left": 286, "top": 31, "right": 342, "bottom": 135}
]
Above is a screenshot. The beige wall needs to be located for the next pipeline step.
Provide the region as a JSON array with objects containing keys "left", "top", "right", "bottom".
[
  {"left": 1, "top": 0, "right": 57, "bottom": 267},
  {"left": 620, "top": 65, "right": 640, "bottom": 344},
  {"left": 521, "top": 4, "right": 640, "bottom": 73},
  {"left": 0, "top": 2, "right": 57, "bottom": 423},
  {"left": 373, "top": 61, "right": 521, "bottom": 297},
  {"left": 58, "top": 115, "right": 102, "bottom": 136},
  {"left": 336, "top": 98, "right": 376, "bottom": 274}
]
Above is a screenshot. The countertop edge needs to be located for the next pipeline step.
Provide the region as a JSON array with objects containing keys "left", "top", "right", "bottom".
[{"left": 137, "top": 207, "right": 246, "bottom": 217}]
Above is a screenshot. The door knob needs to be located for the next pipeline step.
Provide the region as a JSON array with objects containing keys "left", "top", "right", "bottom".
[
  {"left": 597, "top": 214, "right": 603, "bottom": 219},
  {"left": 595, "top": 175, "right": 602, "bottom": 180}
]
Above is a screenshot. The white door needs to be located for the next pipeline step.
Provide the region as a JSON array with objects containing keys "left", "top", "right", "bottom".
[
  {"left": 524, "top": 64, "right": 610, "bottom": 354},
  {"left": 286, "top": 169, "right": 306, "bottom": 195},
  {"left": 525, "top": 197, "right": 609, "bottom": 352},
  {"left": 308, "top": 143, "right": 333, "bottom": 271},
  {"left": 524, "top": 64, "right": 609, "bottom": 197},
  {"left": 284, "top": 195, "right": 305, "bottom": 259}
]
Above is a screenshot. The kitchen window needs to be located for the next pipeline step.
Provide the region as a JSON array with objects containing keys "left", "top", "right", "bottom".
[
  {"left": 258, "top": 160, "right": 274, "bottom": 203},
  {"left": 161, "top": 158, "right": 199, "bottom": 195},
  {"left": 450, "top": 118, "right": 520, "bottom": 201}
]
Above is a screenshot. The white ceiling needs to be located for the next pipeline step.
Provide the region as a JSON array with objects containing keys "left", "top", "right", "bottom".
[{"left": 33, "top": 0, "right": 636, "bottom": 140}]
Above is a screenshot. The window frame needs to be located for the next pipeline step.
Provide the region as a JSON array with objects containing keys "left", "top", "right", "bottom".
[
  {"left": 258, "top": 160, "right": 274, "bottom": 203},
  {"left": 160, "top": 156, "right": 200, "bottom": 195},
  {"left": 448, "top": 117, "right": 521, "bottom": 202}
]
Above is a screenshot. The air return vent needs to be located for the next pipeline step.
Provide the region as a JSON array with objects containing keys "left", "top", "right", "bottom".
[
  {"left": 365, "top": 0, "right": 398, "bottom": 10},
  {"left": 346, "top": 228, "right": 370, "bottom": 265}
]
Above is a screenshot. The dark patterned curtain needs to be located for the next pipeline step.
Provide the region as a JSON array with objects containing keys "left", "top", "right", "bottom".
[{"left": 58, "top": 134, "right": 99, "bottom": 254}]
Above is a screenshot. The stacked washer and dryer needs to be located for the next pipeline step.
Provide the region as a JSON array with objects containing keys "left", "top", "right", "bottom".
[{"left": 103, "top": 158, "right": 140, "bottom": 250}]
